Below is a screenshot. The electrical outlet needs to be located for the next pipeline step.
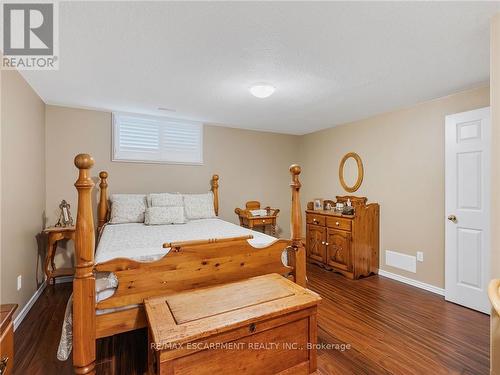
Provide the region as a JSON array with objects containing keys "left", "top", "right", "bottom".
[
  {"left": 17, "top": 275, "right": 22, "bottom": 290},
  {"left": 417, "top": 252, "right": 424, "bottom": 262}
]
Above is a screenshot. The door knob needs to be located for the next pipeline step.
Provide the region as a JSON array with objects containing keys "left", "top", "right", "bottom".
[{"left": 448, "top": 215, "right": 457, "bottom": 223}]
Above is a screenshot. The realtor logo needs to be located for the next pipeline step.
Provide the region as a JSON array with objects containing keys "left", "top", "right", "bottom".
[{"left": 2, "top": 2, "right": 59, "bottom": 70}]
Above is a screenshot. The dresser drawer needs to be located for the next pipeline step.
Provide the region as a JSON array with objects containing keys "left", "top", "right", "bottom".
[
  {"left": 326, "top": 217, "right": 352, "bottom": 231},
  {"left": 0, "top": 321, "right": 14, "bottom": 375},
  {"left": 307, "top": 214, "right": 325, "bottom": 226}
]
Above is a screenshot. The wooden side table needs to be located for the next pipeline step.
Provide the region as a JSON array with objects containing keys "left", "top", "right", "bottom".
[
  {"left": 0, "top": 304, "right": 18, "bottom": 375},
  {"left": 235, "top": 201, "right": 280, "bottom": 235},
  {"left": 43, "top": 226, "right": 75, "bottom": 285}
]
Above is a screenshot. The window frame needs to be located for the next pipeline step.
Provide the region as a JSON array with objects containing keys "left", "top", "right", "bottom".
[{"left": 111, "top": 112, "right": 204, "bottom": 166}]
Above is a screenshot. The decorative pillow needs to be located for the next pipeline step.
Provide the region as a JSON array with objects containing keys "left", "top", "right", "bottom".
[
  {"left": 148, "top": 192, "right": 183, "bottom": 207},
  {"left": 145, "top": 206, "right": 185, "bottom": 225},
  {"left": 109, "top": 194, "right": 147, "bottom": 224},
  {"left": 183, "top": 192, "right": 216, "bottom": 220}
]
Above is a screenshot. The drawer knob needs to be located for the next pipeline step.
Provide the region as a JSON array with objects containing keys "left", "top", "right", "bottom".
[
  {"left": 262, "top": 220, "right": 266, "bottom": 223},
  {"left": 249, "top": 323, "right": 257, "bottom": 333},
  {"left": 335, "top": 221, "right": 340, "bottom": 226},
  {"left": 313, "top": 219, "right": 318, "bottom": 223}
]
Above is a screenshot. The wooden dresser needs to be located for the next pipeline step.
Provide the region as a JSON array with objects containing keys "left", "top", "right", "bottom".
[
  {"left": 306, "top": 196, "right": 379, "bottom": 279},
  {"left": 0, "top": 304, "right": 17, "bottom": 375}
]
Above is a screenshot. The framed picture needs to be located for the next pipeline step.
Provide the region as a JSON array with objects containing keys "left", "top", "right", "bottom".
[
  {"left": 56, "top": 200, "right": 74, "bottom": 227},
  {"left": 313, "top": 198, "right": 323, "bottom": 211}
]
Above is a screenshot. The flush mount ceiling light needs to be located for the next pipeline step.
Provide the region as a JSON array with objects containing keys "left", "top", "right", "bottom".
[{"left": 249, "top": 84, "right": 275, "bottom": 98}]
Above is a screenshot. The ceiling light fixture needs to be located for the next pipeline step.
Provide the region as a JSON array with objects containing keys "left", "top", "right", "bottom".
[{"left": 249, "top": 84, "right": 275, "bottom": 98}]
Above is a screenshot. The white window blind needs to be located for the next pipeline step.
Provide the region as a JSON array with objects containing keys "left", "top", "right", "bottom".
[{"left": 112, "top": 112, "right": 203, "bottom": 164}]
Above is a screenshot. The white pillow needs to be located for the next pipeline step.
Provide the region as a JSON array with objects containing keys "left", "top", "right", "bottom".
[
  {"left": 148, "top": 193, "right": 183, "bottom": 207},
  {"left": 109, "top": 194, "right": 147, "bottom": 224},
  {"left": 183, "top": 192, "right": 216, "bottom": 220},
  {"left": 145, "top": 206, "right": 185, "bottom": 225}
]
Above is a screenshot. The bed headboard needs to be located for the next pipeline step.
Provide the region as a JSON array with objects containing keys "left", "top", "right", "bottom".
[{"left": 96, "top": 172, "right": 220, "bottom": 233}]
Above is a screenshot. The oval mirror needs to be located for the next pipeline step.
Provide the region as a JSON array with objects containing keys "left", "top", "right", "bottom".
[{"left": 339, "top": 152, "right": 364, "bottom": 193}]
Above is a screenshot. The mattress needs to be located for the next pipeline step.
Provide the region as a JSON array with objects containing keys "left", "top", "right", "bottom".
[{"left": 96, "top": 218, "right": 277, "bottom": 263}]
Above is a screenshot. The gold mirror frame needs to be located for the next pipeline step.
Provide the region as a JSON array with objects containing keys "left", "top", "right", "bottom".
[{"left": 339, "top": 152, "right": 364, "bottom": 193}]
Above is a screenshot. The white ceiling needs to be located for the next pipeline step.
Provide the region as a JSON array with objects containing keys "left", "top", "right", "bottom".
[{"left": 21, "top": 1, "right": 500, "bottom": 135}]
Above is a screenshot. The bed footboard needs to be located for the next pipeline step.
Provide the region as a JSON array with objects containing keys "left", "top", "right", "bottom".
[{"left": 95, "top": 236, "right": 293, "bottom": 311}]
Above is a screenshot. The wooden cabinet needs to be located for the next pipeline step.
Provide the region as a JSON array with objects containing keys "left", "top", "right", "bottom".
[
  {"left": 326, "top": 229, "right": 352, "bottom": 272},
  {"left": 0, "top": 304, "right": 17, "bottom": 375},
  {"left": 306, "top": 224, "right": 326, "bottom": 263},
  {"left": 306, "top": 196, "right": 379, "bottom": 279}
]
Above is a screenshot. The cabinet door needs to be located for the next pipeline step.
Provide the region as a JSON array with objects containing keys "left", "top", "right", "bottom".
[
  {"left": 306, "top": 224, "right": 326, "bottom": 263},
  {"left": 326, "top": 229, "right": 352, "bottom": 271}
]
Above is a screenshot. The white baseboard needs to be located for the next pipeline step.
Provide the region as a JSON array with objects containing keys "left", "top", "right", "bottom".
[
  {"left": 13, "top": 275, "right": 74, "bottom": 331},
  {"left": 13, "top": 281, "right": 47, "bottom": 331},
  {"left": 378, "top": 269, "right": 445, "bottom": 296}
]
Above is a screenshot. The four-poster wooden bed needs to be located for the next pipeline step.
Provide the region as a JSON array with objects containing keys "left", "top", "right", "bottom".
[{"left": 71, "top": 153, "right": 306, "bottom": 374}]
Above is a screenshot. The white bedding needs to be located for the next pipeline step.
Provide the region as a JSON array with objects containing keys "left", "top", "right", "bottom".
[
  {"left": 96, "top": 218, "right": 277, "bottom": 263},
  {"left": 58, "top": 218, "right": 280, "bottom": 361}
]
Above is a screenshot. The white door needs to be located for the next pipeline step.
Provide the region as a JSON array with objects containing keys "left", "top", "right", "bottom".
[{"left": 445, "top": 107, "right": 491, "bottom": 314}]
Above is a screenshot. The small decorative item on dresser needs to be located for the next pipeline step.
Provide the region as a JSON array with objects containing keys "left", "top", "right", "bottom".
[
  {"left": 42, "top": 226, "right": 76, "bottom": 284},
  {"left": 313, "top": 198, "right": 323, "bottom": 211},
  {"left": 323, "top": 199, "right": 335, "bottom": 211},
  {"left": 55, "top": 200, "right": 74, "bottom": 227},
  {"left": 0, "top": 304, "right": 18, "bottom": 375},
  {"left": 235, "top": 201, "right": 280, "bottom": 235}
]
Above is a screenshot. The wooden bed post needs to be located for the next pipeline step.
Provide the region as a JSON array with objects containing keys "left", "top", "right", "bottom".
[
  {"left": 211, "top": 174, "right": 219, "bottom": 216},
  {"left": 97, "top": 171, "right": 109, "bottom": 233},
  {"left": 290, "top": 164, "right": 306, "bottom": 287},
  {"left": 73, "top": 154, "right": 96, "bottom": 375}
]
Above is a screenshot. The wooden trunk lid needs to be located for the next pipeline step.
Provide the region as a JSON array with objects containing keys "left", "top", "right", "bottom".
[{"left": 145, "top": 273, "right": 320, "bottom": 348}]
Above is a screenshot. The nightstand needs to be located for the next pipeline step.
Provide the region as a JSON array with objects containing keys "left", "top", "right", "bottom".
[
  {"left": 235, "top": 201, "right": 280, "bottom": 235},
  {"left": 0, "top": 304, "right": 17, "bottom": 375},
  {"left": 42, "top": 226, "right": 75, "bottom": 285}
]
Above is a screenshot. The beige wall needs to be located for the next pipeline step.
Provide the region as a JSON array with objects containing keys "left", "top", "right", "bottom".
[
  {"left": 1, "top": 70, "right": 46, "bottom": 314},
  {"left": 299, "top": 86, "right": 490, "bottom": 288},
  {"left": 45, "top": 105, "right": 300, "bottom": 265}
]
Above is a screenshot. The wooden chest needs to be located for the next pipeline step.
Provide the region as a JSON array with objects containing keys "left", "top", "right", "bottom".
[
  {"left": 0, "top": 304, "right": 17, "bottom": 375},
  {"left": 306, "top": 196, "right": 379, "bottom": 279},
  {"left": 145, "top": 274, "right": 321, "bottom": 375}
]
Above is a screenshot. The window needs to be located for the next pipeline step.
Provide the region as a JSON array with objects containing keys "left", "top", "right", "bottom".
[{"left": 112, "top": 112, "right": 203, "bottom": 164}]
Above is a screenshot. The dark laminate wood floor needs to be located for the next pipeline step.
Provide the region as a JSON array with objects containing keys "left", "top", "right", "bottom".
[{"left": 14, "top": 264, "right": 490, "bottom": 374}]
